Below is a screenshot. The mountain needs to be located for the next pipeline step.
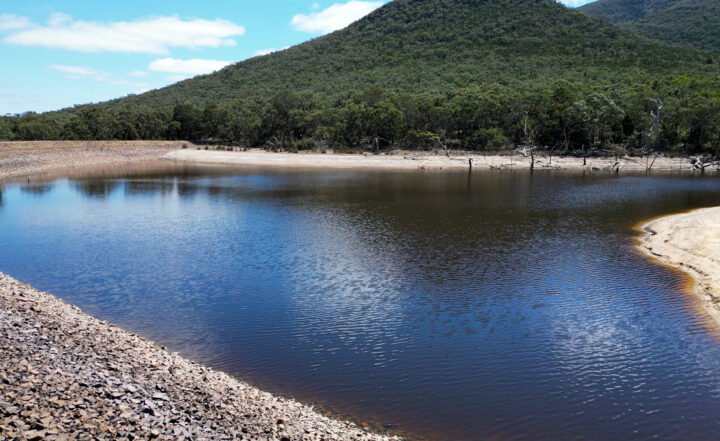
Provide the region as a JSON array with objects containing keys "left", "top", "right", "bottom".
[
  {"left": 578, "top": 0, "right": 682, "bottom": 23},
  {"left": 93, "top": 0, "right": 715, "bottom": 112},
  {"left": 5, "top": 0, "right": 718, "bottom": 156},
  {"left": 579, "top": 0, "right": 720, "bottom": 53}
]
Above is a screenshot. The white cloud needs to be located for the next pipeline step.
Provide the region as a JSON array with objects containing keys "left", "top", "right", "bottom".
[
  {"left": 166, "top": 74, "right": 192, "bottom": 82},
  {"left": 291, "top": 1, "right": 383, "bottom": 34},
  {"left": 560, "top": 0, "right": 594, "bottom": 6},
  {"left": 50, "top": 65, "right": 103, "bottom": 76},
  {"left": 47, "top": 12, "right": 72, "bottom": 27},
  {"left": 49, "top": 64, "right": 151, "bottom": 88},
  {"left": 130, "top": 88, "right": 152, "bottom": 95},
  {"left": 127, "top": 70, "right": 148, "bottom": 78},
  {"left": 4, "top": 14, "right": 245, "bottom": 54},
  {"left": 0, "top": 14, "right": 31, "bottom": 31},
  {"left": 254, "top": 46, "right": 289, "bottom": 56},
  {"left": 148, "top": 57, "right": 233, "bottom": 75}
]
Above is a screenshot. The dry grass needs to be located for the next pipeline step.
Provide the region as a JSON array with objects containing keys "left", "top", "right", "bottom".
[{"left": 0, "top": 141, "right": 184, "bottom": 181}]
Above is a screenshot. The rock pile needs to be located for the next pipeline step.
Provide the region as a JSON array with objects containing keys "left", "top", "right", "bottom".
[{"left": 0, "top": 273, "right": 400, "bottom": 441}]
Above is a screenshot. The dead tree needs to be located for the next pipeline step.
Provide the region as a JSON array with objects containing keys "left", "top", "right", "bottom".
[
  {"left": 649, "top": 99, "right": 663, "bottom": 151},
  {"left": 521, "top": 115, "right": 537, "bottom": 170},
  {"left": 270, "top": 135, "right": 286, "bottom": 151},
  {"left": 643, "top": 99, "right": 663, "bottom": 172},
  {"left": 437, "top": 130, "right": 450, "bottom": 157},
  {"left": 611, "top": 152, "right": 621, "bottom": 173},
  {"left": 691, "top": 157, "right": 720, "bottom": 174},
  {"left": 645, "top": 151, "right": 660, "bottom": 173}
]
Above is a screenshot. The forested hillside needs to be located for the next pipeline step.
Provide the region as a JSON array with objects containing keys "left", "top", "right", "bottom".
[
  {"left": 578, "top": 0, "right": 682, "bottom": 23},
  {"left": 580, "top": 0, "right": 720, "bottom": 53},
  {"left": 2, "top": 0, "right": 719, "bottom": 156},
  {"left": 81, "top": 0, "right": 716, "bottom": 109}
]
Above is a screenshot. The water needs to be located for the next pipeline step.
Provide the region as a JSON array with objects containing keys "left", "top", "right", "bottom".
[{"left": 2, "top": 165, "right": 720, "bottom": 441}]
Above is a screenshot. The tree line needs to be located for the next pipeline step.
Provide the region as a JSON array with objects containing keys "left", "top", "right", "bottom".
[{"left": 2, "top": 76, "right": 719, "bottom": 157}]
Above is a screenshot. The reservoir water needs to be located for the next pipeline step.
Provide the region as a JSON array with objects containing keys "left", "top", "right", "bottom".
[{"left": 2, "top": 165, "right": 720, "bottom": 441}]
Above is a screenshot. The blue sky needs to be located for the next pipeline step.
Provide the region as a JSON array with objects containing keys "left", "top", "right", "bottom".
[{"left": 0, "top": 0, "right": 592, "bottom": 115}]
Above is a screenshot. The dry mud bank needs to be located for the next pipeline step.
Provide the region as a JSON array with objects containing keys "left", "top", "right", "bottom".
[
  {"left": 0, "top": 141, "right": 182, "bottom": 181},
  {"left": 638, "top": 207, "right": 720, "bottom": 327},
  {"left": 0, "top": 273, "right": 399, "bottom": 441},
  {"left": 165, "top": 149, "right": 696, "bottom": 172}
]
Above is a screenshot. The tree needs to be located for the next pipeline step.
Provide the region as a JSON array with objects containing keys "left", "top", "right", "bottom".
[
  {"left": 172, "top": 103, "right": 203, "bottom": 140},
  {"left": 220, "top": 99, "right": 263, "bottom": 145},
  {"left": 0, "top": 118, "right": 13, "bottom": 140},
  {"left": 203, "top": 104, "right": 228, "bottom": 139},
  {"left": 13, "top": 113, "right": 60, "bottom": 140}
]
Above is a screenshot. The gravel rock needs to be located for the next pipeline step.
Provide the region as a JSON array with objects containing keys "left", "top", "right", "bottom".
[{"left": 0, "top": 272, "right": 401, "bottom": 441}]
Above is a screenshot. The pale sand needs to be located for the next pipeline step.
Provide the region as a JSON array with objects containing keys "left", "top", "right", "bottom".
[
  {"left": 0, "top": 141, "right": 182, "bottom": 181},
  {"left": 638, "top": 207, "right": 720, "bottom": 327},
  {"left": 0, "top": 141, "right": 705, "bottom": 179},
  {"left": 165, "top": 149, "right": 698, "bottom": 172}
]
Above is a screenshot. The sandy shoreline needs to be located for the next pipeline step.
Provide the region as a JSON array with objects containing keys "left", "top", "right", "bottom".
[
  {"left": 0, "top": 273, "right": 399, "bottom": 441},
  {"left": 0, "top": 141, "right": 708, "bottom": 181},
  {"left": 0, "top": 141, "right": 182, "bottom": 181},
  {"left": 637, "top": 207, "right": 720, "bottom": 327},
  {"left": 164, "top": 149, "right": 698, "bottom": 172}
]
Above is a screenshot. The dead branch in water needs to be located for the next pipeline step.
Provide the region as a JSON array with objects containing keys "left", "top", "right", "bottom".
[{"left": 691, "top": 157, "right": 720, "bottom": 173}]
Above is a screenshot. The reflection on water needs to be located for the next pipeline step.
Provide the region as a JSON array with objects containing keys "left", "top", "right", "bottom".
[
  {"left": 73, "top": 180, "right": 120, "bottom": 199},
  {"left": 2, "top": 166, "right": 720, "bottom": 441},
  {"left": 20, "top": 183, "right": 53, "bottom": 194}
]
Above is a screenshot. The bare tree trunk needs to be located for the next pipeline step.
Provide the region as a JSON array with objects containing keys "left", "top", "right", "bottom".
[
  {"left": 612, "top": 153, "right": 620, "bottom": 173},
  {"left": 438, "top": 131, "right": 450, "bottom": 157},
  {"left": 648, "top": 152, "right": 659, "bottom": 172},
  {"left": 530, "top": 149, "right": 535, "bottom": 170},
  {"left": 648, "top": 98, "right": 663, "bottom": 151}
]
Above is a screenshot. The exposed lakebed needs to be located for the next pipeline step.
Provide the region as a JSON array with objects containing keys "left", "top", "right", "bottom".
[{"left": 2, "top": 165, "right": 720, "bottom": 440}]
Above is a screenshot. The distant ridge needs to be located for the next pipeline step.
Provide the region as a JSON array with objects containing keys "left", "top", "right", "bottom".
[
  {"left": 579, "top": 0, "right": 720, "bottom": 52},
  {"left": 578, "top": 0, "right": 682, "bottom": 23}
]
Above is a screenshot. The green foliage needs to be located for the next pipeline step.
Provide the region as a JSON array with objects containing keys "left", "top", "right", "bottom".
[
  {"left": 0, "top": 117, "right": 13, "bottom": 140},
  {"left": 12, "top": 113, "right": 61, "bottom": 140},
  {"left": 54, "top": 0, "right": 716, "bottom": 114},
  {"left": 580, "top": 0, "right": 720, "bottom": 53},
  {"left": 578, "top": 0, "right": 682, "bottom": 23}
]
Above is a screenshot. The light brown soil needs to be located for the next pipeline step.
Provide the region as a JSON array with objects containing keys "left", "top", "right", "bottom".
[
  {"left": 165, "top": 149, "right": 698, "bottom": 172},
  {"left": 638, "top": 207, "right": 720, "bottom": 327},
  {"left": 0, "top": 141, "right": 183, "bottom": 181}
]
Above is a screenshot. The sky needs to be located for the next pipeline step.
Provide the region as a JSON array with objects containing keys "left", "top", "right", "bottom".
[{"left": 0, "top": 0, "right": 592, "bottom": 115}]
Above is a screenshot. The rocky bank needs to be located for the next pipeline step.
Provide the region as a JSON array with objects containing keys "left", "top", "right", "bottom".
[{"left": 0, "top": 273, "right": 399, "bottom": 441}]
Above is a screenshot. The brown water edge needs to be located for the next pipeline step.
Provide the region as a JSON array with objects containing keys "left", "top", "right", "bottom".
[
  {"left": 4, "top": 156, "right": 713, "bottom": 187},
  {"left": 0, "top": 160, "right": 186, "bottom": 184},
  {"left": 634, "top": 211, "right": 720, "bottom": 343}
]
